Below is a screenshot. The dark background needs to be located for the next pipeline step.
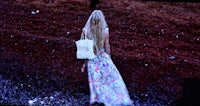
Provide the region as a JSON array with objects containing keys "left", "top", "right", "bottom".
[{"left": 0, "top": 0, "right": 200, "bottom": 105}]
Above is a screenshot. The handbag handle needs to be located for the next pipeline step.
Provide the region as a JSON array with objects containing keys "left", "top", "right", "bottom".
[{"left": 80, "top": 29, "right": 88, "bottom": 39}]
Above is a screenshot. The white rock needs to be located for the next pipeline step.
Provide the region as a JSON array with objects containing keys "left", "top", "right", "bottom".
[
  {"left": 36, "top": 10, "right": 39, "bottom": 13},
  {"left": 31, "top": 11, "right": 36, "bottom": 14},
  {"left": 28, "top": 100, "right": 34, "bottom": 105},
  {"left": 169, "top": 56, "right": 176, "bottom": 60}
]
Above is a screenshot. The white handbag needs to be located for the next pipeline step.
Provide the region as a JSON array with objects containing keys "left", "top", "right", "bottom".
[{"left": 75, "top": 31, "right": 96, "bottom": 59}]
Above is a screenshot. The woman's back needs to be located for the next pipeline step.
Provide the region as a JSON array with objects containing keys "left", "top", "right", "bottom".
[{"left": 82, "top": 10, "right": 109, "bottom": 55}]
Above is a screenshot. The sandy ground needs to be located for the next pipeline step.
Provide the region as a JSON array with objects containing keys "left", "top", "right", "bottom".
[{"left": 0, "top": 0, "right": 200, "bottom": 105}]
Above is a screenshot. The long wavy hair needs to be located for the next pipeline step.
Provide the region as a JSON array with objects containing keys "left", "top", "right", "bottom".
[{"left": 82, "top": 10, "right": 108, "bottom": 55}]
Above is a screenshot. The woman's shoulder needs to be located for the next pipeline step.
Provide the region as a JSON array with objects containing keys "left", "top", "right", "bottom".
[
  {"left": 103, "top": 28, "right": 109, "bottom": 37},
  {"left": 82, "top": 28, "right": 86, "bottom": 33}
]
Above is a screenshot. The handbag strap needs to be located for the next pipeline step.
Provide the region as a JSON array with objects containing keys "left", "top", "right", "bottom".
[
  {"left": 80, "top": 28, "right": 101, "bottom": 55},
  {"left": 80, "top": 29, "right": 88, "bottom": 39}
]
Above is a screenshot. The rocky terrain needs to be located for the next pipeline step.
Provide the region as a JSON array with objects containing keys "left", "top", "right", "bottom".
[{"left": 0, "top": 0, "right": 200, "bottom": 105}]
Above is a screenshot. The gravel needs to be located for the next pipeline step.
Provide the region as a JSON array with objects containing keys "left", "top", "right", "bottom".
[{"left": 0, "top": 73, "right": 175, "bottom": 106}]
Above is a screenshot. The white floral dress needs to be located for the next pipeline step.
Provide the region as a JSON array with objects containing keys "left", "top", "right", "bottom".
[{"left": 87, "top": 49, "right": 133, "bottom": 106}]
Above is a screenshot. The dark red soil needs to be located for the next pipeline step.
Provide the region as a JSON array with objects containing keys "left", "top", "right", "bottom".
[{"left": 0, "top": 0, "right": 200, "bottom": 105}]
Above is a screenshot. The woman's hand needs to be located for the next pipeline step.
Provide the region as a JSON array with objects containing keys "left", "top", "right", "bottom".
[{"left": 81, "top": 61, "right": 87, "bottom": 72}]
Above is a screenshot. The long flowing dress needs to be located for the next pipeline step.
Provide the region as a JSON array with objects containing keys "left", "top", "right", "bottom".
[{"left": 87, "top": 49, "right": 133, "bottom": 106}]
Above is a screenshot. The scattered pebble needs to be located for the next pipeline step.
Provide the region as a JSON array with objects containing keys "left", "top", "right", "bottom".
[
  {"left": 66, "top": 32, "right": 70, "bottom": 36},
  {"left": 176, "top": 35, "right": 179, "bottom": 38},
  {"left": 45, "top": 40, "right": 49, "bottom": 43},
  {"left": 28, "top": 100, "right": 34, "bottom": 105},
  {"left": 36, "top": 10, "right": 39, "bottom": 14},
  {"left": 168, "top": 56, "right": 176, "bottom": 60},
  {"left": 52, "top": 49, "right": 55, "bottom": 53},
  {"left": 31, "top": 10, "right": 40, "bottom": 15},
  {"left": 161, "top": 29, "right": 164, "bottom": 34},
  {"left": 184, "top": 59, "right": 188, "bottom": 62}
]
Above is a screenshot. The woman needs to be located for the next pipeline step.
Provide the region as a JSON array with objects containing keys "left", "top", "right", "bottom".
[{"left": 81, "top": 10, "right": 133, "bottom": 106}]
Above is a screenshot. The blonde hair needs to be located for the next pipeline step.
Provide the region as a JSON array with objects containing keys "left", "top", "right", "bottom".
[{"left": 83, "top": 10, "right": 108, "bottom": 54}]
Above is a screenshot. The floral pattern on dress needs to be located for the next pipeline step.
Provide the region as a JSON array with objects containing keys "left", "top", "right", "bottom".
[{"left": 87, "top": 49, "right": 133, "bottom": 106}]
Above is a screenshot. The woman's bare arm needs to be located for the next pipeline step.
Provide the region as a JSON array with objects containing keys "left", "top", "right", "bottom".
[
  {"left": 81, "top": 60, "right": 87, "bottom": 72},
  {"left": 104, "top": 29, "right": 110, "bottom": 55}
]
